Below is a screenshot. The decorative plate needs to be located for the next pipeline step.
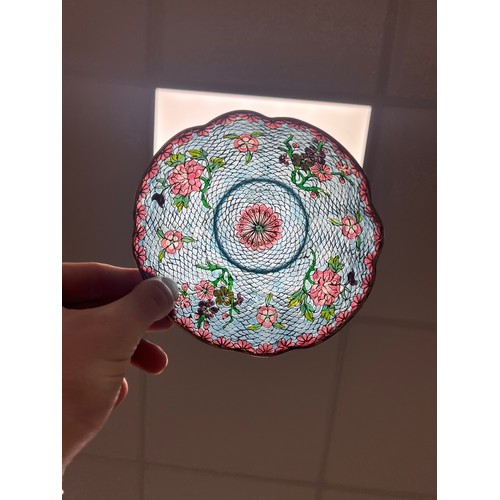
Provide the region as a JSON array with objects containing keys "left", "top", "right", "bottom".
[{"left": 133, "top": 110, "right": 383, "bottom": 356}]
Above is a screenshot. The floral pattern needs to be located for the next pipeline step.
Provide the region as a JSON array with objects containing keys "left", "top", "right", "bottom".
[
  {"left": 156, "top": 229, "right": 195, "bottom": 262},
  {"left": 330, "top": 212, "right": 363, "bottom": 249},
  {"left": 224, "top": 131, "right": 262, "bottom": 163},
  {"left": 194, "top": 260, "right": 244, "bottom": 329},
  {"left": 133, "top": 111, "right": 383, "bottom": 356},
  {"left": 155, "top": 150, "right": 225, "bottom": 211},
  {"left": 247, "top": 293, "right": 286, "bottom": 331},
  {"left": 235, "top": 204, "right": 283, "bottom": 251}
]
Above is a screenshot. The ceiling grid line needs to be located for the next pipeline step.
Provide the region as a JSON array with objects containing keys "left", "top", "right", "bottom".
[{"left": 313, "top": 332, "right": 349, "bottom": 500}]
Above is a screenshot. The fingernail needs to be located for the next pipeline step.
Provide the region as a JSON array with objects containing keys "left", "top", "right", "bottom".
[{"left": 160, "top": 276, "right": 179, "bottom": 301}]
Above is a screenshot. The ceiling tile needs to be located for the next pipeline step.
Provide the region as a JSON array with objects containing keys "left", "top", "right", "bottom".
[
  {"left": 144, "top": 325, "right": 343, "bottom": 481},
  {"left": 387, "top": 1, "right": 436, "bottom": 100},
  {"left": 359, "top": 107, "right": 436, "bottom": 324},
  {"left": 63, "top": 77, "right": 154, "bottom": 266},
  {"left": 63, "top": 455, "right": 142, "bottom": 500},
  {"left": 324, "top": 323, "right": 436, "bottom": 494},
  {"left": 82, "top": 367, "right": 145, "bottom": 460},
  {"left": 149, "top": 0, "right": 389, "bottom": 99},
  {"left": 144, "top": 464, "right": 316, "bottom": 500},
  {"left": 322, "top": 489, "right": 404, "bottom": 500},
  {"left": 63, "top": 0, "right": 149, "bottom": 79}
]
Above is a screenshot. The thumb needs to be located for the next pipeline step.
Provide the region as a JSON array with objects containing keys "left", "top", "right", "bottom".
[{"left": 96, "top": 277, "right": 178, "bottom": 352}]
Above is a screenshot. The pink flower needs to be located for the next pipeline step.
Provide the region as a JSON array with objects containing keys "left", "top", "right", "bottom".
[
  {"left": 156, "top": 145, "right": 173, "bottom": 161},
  {"left": 195, "top": 322, "right": 212, "bottom": 341},
  {"left": 139, "top": 179, "right": 150, "bottom": 197},
  {"left": 136, "top": 224, "right": 146, "bottom": 240},
  {"left": 168, "top": 159, "right": 204, "bottom": 196},
  {"left": 311, "top": 129, "right": 329, "bottom": 143},
  {"left": 238, "top": 113, "right": 260, "bottom": 122},
  {"left": 161, "top": 230, "right": 183, "bottom": 254},
  {"left": 134, "top": 242, "right": 146, "bottom": 266},
  {"left": 147, "top": 161, "right": 160, "bottom": 179},
  {"left": 194, "top": 280, "right": 215, "bottom": 301},
  {"left": 364, "top": 203, "right": 375, "bottom": 219},
  {"left": 214, "top": 337, "right": 233, "bottom": 348},
  {"left": 136, "top": 203, "right": 147, "bottom": 221},
  {"left": 374, "top": 226, "right": 382, "bottom": 251},
  {"left": 335, "top": 310, "right": 352, "bottom": 326},
  {"left": 235, "top": 204, "right": 282, "bottom": 251},
  {"left": 233, "top": 134, "right": 259, "bottom": 153},
  {"left": 256, "top": 343, "right": 274, "bottom": 354},
  {"left": 309, "top": 268, "right": 342, "bottom": 306},
  {"left": 341, "top": 216, "right": 362, "bottom": 239},
  {"left": 336, "top": 159, "right": 352, "bottom": 177},
  {"left": 311, "top": 191, "right": 318, "bottom": 199},
  {"left": 143, "top": 266, "right": 155, "bottom": 278},
  {"left": 215, "top": 116, "right": 235, "bottom": 125},
  {"left": 265, "top": 119, "right": 285, "bottom": 129},
  {"left": 176, "top": 295, "right": 191, "bottom": 308},
  {"left": 359, "top": 179, "right": 369, "bottom": 205},
  {"left": 192, "top": 127, "right": 210, "bottom": 136},
  {"left": 256, "top": 305, "right": 278, "bottom": 328},
  {"left": 221, "top": 312, "right": 229, "bottom": 319},
  {"left": 276, "top": 338, "right": 294, "bottom": 351},
  {"left": 181, "top": 283, "right": 189, "bottom": 292},
  {"left": 311, "top": 162, "right": 333, "bottom": 181},
  {"left": 289, "top": 122, "right": 305, "bottom": 130},
  {"left": 350, "top": 294, "right": 364, "bottom": 312},
  {"left": 234, "top": 339, "right": 254, "bottom": 352},
  {"left": 317, "top": 325, "right": 334, "bottom": 341},
  {"left": 172, "top": 133, "right": 193, "bottom": 146},
  {"left": 364, "top": 252, "right": 375, "bottom": 273},
  {"left": 177, "top": 316, "right": 195, "bottom": 332},
  {"left": 296, "top": 333, "right": 315, "bottom": 346},
  {"left": 362, "top": 274, "right": 371, "bottom": 293}
]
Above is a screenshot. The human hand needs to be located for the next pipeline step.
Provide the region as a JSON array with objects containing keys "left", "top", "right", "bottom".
[{"left": 62, "top": 263, "right": 178, "bottom": 473}]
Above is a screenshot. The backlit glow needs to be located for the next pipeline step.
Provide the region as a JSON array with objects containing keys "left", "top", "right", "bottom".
[{"left": 154, "top": 89, "right": 371, "bottom": 166}]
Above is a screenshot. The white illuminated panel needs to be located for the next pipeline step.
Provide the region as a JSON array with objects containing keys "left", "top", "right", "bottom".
[{"left": 154, "top": 89, "right": 371, "bottom": 166}]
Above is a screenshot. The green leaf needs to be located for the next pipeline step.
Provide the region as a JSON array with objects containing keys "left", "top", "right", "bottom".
[
  {"left": 188, "top": 149, "right": 201, "bottom": 158},
  {"left": 181, "top": 236, "right": 195, "bottom": 243},
  {"left": 158, "top": 248, "right": 166, "bottom": 262},
  {"left": 356, "top": 236, "right": 361, "bottom": 250},
  {"left": 274, "top": 322, "right": 286, "bottom": 330},
  {"left": 328, "top": 256, "right": 343, "bottom": 273},
  {"left": 245, "top": 151, "right": 252, "bottom": 164},
  {"left": 173, "top": 194, "right": 189, "bottom": 212},
  {"left": 300, "top": 301, "right": 314, "bottom": 322},
  {"left": 329, "top": 218, "right": 341, "bottom": 226},
  {"left": 265, "top": 292, "right": 273, "bottom": 306},
  {"left": 167, "top": 153, "right": 185, "bottom": 165},
  {"left": 211, "top": 157, "right": 225, "bottom": 165},
  {"left": 223, "top": 134, "right": 239, "bottom": 140},
  {"left": 209, "top": 157, "right": 225, "bottom": 172},
  {"left": 288, "top": 289, "right": 306, "bottom": 307},
  {"left": 248, "top": 324, "right": 261, "bottom": 331},
  {"left": 317, "top": 140, "right": 324, "bottom": 151},
  {"left": 304, "top": 310, "right": 314, "bottom": 322},
  {"left": 251, "top": 131, "right": 262, "bottom": 137},
  {"left": 197, "top": 314, "right": 206, "bottom": 329},
  {"left": 320, "top": 305, "right": 335, "bottom": 321},
  {"left": 156, "top": 228, "right": 164, "bottom": 239},
  {"left": 355, "top": 211, "right": 362, "bottom": 223}
]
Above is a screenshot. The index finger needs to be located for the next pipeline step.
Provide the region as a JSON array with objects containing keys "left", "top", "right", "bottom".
[{"left": 62, "top": 262, "right": 143, "bottom": 307}]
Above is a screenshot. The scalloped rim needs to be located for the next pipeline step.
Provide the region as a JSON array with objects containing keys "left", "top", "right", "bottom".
[{"left": 132, "top": 110, "right": 384, "bottom": 357}]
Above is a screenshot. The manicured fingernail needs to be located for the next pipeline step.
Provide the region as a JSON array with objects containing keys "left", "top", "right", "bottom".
[{"left": 160, "top": 277, "right": 179, "bottom": 301}]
